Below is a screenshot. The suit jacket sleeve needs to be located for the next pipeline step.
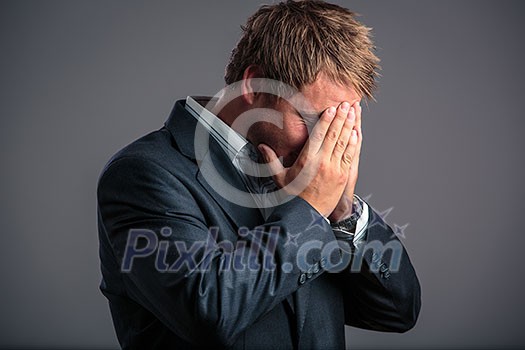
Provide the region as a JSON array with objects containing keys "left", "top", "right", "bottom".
[
  {"left": 341, "top": 205, "right": 421, "bottom": 332},
  {"left": 97, "top": 156, "right": 339, "bottom": 347}
]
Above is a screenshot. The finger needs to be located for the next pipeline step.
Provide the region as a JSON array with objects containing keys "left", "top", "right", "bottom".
[
  {"left": 354, "top": 124, "right": 363, "bottom": 164},
  {"left": 303, "top": 106, "right": 337, "bottom": 155},
  {"left": 353, "top": 101, "right": 362, "bottom": 131},
  {"left": 341, "top": 129, "right": 358, "bottom": 167},
  {"left": 345, "top": 101, "right": 362, "bottom": 166},
  {"left": 346, "top": 126, "right": 362, "bottom": 175},
  {"left": 353, "top": 103, "right": 363, "bottom": 165},
  {"left": 331, "top": 106, "right": 356, "bottom": 162},
  {"left": 258, "top": 143, "right": 286, "bottom": 185},
  {"left": 321, "top": 101, "right": 354, "bottom": 155}
]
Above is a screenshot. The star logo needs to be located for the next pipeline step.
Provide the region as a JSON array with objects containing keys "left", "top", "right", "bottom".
[
  {"left": 355, "top": 193, "right": 410, "bottom": 240},
  {"left": 391, "top": 223, "right": 409, "bottom": 240},
  {"left": 368, "top": 206, "right": 390, "bottom": 231},
  {"left": 285, "top": 232, "right": 301, "bottom": 247},
  {"left": 361, "top": 193, "right": 373, "bottom": 202},
  {"left": 305, "top": 209, "right": 327, "bottom": 231},
  {"left": 377, "top": 207, "right": 393, "bottom": 221}
]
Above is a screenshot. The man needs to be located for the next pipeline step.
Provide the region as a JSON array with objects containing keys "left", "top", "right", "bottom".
[{"left": 97, "top": 1, "right": 421, "bottom": 349}]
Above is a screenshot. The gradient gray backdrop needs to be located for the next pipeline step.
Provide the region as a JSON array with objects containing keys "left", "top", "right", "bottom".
[{"left": 1, "top": 0, "right": 524, "bottom": 349}]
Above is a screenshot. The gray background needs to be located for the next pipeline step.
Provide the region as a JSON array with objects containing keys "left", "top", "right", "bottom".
[{"left": 1, "top": 0, "right": 524, "bottom": 348}]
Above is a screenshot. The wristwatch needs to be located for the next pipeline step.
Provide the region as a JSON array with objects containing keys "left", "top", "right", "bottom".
[{"left": 330, "top": 195, "right": 363, "bottom": 239}]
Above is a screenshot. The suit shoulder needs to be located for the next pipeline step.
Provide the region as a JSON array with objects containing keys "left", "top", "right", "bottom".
[
  {"left": 99, "top": 133, "right": 190, "bottom": 189},
  {"left": 102, "top": 128, "right": 181, "bottom": 169}
]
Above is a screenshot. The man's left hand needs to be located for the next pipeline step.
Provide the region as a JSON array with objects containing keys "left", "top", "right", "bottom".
[{"left": 328, "top": 100, "right": 362, "bottom": 222}]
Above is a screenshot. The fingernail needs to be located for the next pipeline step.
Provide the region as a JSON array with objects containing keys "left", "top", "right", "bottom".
[
  {"left": 341, "top": 102, "right": 350, "bottom": 112},
  {"left": 348, "top": 107, "right": 355, "bottom": 121},
  {"left": 327, "top": 107, "right": 336, "bottom": 117}
]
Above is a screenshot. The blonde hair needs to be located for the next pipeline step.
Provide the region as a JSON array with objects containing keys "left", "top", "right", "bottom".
[{"left": 224, "top": 0, "right": 380, "bottom": 99}]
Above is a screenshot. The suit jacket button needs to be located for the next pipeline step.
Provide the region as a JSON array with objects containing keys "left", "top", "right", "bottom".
[{"left": 299, "top": 273, "right": 307, "bottom": 284}]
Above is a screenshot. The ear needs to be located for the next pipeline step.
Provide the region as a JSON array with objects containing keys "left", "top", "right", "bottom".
[{"left": 241, "top": 65, "right": 264, "bottom": 106}]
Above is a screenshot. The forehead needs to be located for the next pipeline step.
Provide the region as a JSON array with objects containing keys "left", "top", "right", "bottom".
[{"left": 290, "top": 75, "right": 361, "bottom": 114}]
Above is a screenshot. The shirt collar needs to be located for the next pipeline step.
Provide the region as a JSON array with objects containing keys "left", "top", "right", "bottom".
[{"left": 184, "top": 96, "right": 248, "bottom": 163}]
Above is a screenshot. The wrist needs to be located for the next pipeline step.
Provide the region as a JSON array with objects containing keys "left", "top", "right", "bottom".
[
  {"left": 328, "top": 193, "right": 354, "bottom": 222},
  {"left": 330, "top": 195, "right": 363, "bottom": 234}
]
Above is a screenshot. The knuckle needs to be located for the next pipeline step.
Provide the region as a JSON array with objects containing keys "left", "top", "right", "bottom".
[
  {"left": 336, "top": 138, "right": 347, "bottom": 150},
  {"left": 311, "top": 131, "right": 324, "bottom": 143},
  {"left": 342, "top": 153, "right": 353, "bottom": 164},
  {"left": 326, "top": 130, "right": 338, "bottom": 141},
  {"left": 318, "top": 160, "right": 329, "bottom": 172}
]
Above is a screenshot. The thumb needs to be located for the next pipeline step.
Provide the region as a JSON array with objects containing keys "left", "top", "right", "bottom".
[{"left": 257, "top": 143, "right": 285, "bottom": 180}]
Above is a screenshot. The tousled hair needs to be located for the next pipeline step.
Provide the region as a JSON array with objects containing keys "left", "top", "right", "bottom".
[{"left": 224, "top": 0, "right": 380, "bottom": 99}]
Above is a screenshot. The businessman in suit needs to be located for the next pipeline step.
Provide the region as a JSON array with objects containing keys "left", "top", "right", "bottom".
[{"left": 97, "top": 1, "right": 421, "bottom": 349}]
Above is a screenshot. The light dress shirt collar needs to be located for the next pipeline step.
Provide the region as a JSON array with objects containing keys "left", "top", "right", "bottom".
[{"left": 184, "top": 96, "right": 248, "bottom": 163}]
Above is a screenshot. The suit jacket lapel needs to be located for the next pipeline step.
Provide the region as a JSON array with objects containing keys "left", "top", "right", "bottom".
[
  {"left": 165, "top": 100, "right": 263, "bottom": 230},
  {"left": 195, "top": 143, "right": 263, "bottom": 230}
]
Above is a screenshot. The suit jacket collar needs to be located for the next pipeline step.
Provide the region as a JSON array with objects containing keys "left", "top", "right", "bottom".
[{"left": 165, "top": 99, "right": 198, "bottom": 160}]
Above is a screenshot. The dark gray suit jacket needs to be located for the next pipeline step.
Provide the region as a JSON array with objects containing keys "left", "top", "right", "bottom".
[{"left": 97, "top": 100, "right": 421, "bottom": 349}]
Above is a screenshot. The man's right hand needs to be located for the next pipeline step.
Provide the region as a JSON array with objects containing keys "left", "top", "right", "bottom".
[{"left": 258, "top": 101, "right": 359, "bottom": 217}]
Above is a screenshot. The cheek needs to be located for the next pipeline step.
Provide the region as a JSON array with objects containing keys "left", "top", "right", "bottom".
[
  {"left": 284, "top": 122, "right": 309, "bottom": 150},
  {"left": 279, "top": 122, "right": 310, "bottom": 166}
]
